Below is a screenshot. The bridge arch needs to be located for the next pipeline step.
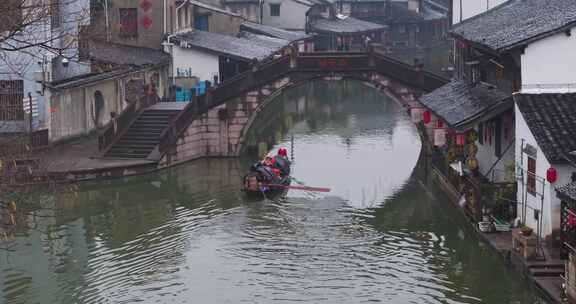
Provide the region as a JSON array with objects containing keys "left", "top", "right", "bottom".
[
  {"left": 157, "top": 51, "right": 447, "bottom": 168},
  {"left": 236, "top": 74, "right": 408, "bottom": 155}
]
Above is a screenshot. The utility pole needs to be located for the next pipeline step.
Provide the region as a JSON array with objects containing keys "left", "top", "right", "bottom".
[
  {"left": 28, "top": 92, "right": 33, "bottom": 146},
  {"left": 459, "top": 0, "right": 463, "bottom": 23},
  {"left": 104, "top": 0, "right": 110, "bottom": 41}
]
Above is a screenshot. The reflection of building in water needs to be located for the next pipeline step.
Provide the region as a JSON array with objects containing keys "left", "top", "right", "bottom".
[
  {"left": 242, "top": 79, "right": 402, "bottom": 157},
  {"left": 0, "top": 158, "right": 245, "bottom": 304},
  {"left": 0, "top": 198, "right": 91, "bottom": 304}
]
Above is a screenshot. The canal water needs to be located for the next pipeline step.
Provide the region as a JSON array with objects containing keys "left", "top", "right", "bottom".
[{"left": 1, "top": 80, "right": 542, "bottom": 303}]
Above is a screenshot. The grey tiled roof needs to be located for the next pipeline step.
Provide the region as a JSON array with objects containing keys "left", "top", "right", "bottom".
[
  {"left": 49, "top": 69, "right": 135, "bottom": 90},
  {"left": 0, "top": 120, "right": 41, "bottom": 133},
  {"left": 173, "top": 30, "right": 281, "bottom": 61},
  {"left": 557, "top": 182, "right": 576, "bottom": 202},
  {"left": 89, "top": 41, "right": 170, "bottom": 67},
  {"left": 310, "top": 16, "right": 386, "bottom": 34},
  {"left": 451, "top": 0, "right": 576, "bottom": 52},
  {"left": 237, "top": 32, "right": 290, "bottom": 49},
  {"left": 514, "top": 93, "right": 576, "bottom": 163},
  {"left": 240, "top": 22, "right": 311, "bottom": 42},
  {"left": 223, "top": 0, "right": 258, "bottom": 3},
  {"left": 424, "top": 0, "right": 448, "bottom": 13},
  {"left": 419, "top": 80, "right": 511, "bottom": 130},
  {"left": 422, "top": 3, "right": 445, "bottom": 21}
]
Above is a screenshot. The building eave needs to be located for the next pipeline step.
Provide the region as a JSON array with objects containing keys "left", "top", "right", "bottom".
[{"left": 499, "top": 21, "right": 576, "bottom": 53}]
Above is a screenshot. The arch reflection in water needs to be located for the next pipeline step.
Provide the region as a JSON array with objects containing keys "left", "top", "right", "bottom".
[
  {"left": 242, "top": 80, "right": 421, "bottom": 206},
  {"left": 0, "top": 80, "right": 542, "bottom": 304}
]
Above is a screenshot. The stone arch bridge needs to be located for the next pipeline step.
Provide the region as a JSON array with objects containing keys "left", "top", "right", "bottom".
[{"left": 98, "top": 50, "right": 448, "bottom": 168}]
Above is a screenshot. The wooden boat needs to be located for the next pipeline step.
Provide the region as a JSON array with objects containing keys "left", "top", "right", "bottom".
[{"left": 242, "top": 152, "right": 291, "bottom": 199}]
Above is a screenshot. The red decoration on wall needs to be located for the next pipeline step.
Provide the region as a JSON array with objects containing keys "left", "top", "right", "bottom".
[
  {"left": 140, "top": 0, "right": 153, "bottom": 29},
  {"left": 456, "top": 40, "right": 469, "bottom": 49},
  {"left": 546, "top": 167, "right": 557, "bottom": 183},
  {"left": 456, "top": 133, "right": 466, "bottom": 146},
  {"left": 318, "top": 58, "right": 348, "bottom": 68},
  {"left": 422, "top": 111, "right": 431, "bottom": 124},
  {"left": 140, "top": 0, "right": 152, "bottom": 12},
  {"left": 141, "top": 15, "right": 153, "bottom": 29}
]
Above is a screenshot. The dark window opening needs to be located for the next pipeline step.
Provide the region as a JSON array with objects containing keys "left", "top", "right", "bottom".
[
  {"left": 51, "top": 0, "right": 61, "bottom": 28},
  {"left": 527, "top": 156, "right": 536, "bottom": 195},
  {"left": 494, "top": 117, "right": 502, "bottom": 157},
  {"left": 93, "top": 91, "right": 104, "bottom": 126},
  {"left": 478, "top": 123, "right": 484, "bottom": 145},
  {"left": 480, "top": 69, "right": 487, "bottom": 82},
  {"left": 194, "top": 14, "right": 209, "bottom": 31},
  {"left": 119, "top": 8, "right": 138, "bottom": 38},
  {"left": 270, "top": 4, "right": 280, "bottom": 16},
  {"left": 0, "top": 80, "right": 24, "bottom": 121}
]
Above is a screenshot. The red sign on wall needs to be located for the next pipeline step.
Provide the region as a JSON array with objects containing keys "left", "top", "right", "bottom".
[
  {"left": 140, "top": 0, "right": 153, "bottom": 29},
  {"left": 318, "top": 58, "right": 349, "bottom": 68},
  {"left": 140, "top": 0, "right": 152, "bottom": 12},
  {"left": 141, "top": 16, "right": 153, "bottom": 29}
]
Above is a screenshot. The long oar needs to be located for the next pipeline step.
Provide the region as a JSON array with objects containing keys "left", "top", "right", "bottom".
[
  {"left": 288, "top": 176, "right": 306, "bottom": 186},
  {"left": 263, "top": 184, "right": 331, "bottom": 192}
]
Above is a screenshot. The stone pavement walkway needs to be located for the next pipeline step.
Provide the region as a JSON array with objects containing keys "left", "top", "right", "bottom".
[{"left": 41, "top": 136, "right": 155, "bottom": 175}]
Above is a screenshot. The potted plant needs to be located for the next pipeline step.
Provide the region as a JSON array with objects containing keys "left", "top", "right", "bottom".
[{"left": 520, "top": 225, "right": 533, "bottom": 236}]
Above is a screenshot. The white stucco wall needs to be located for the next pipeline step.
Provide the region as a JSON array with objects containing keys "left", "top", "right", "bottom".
[
  {"left": 49, "top": 79, "right": 124, "bottom": 142},
  {"left": 172, "top": 46, "right": 220, "bottom": 82},
  {"left": 262, "top": 0, "right": 309, "bottom": 30},
  {"left": 452, "top": 0, "right": 507, "bottom": 25},
  {"left": 515, "top": 104, "right": 574, "bottom": 238},
  {"left": 521, "top": 28, "right": 576, "bottom": 90},
  {"left": 475, "top": 117, "right": 515, "bottom": 183}
]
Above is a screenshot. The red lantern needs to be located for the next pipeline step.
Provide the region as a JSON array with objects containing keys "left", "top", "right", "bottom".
[
  {"left": 422, "top": 111, "right": 431, "bottom": 124},
  {"left": 546, "top": 167, "right": 557, "bottom": 183},
  {"left": 456, "top": 133, "right": 465, "bottom": 146}
]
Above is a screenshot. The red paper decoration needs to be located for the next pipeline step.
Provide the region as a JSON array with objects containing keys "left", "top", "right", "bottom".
[
  {"left": 141, "top": 15, "right": 153, "bottom": 29},
  {"left": 546, "top": 167, "right": 557, "bottom": 183},
  {"left": 456, "top": 133, "right": 466, "bottom": 146},
  {"left": 422, "top": 111, "right": 431, "bottom": 124},
  {"left": 140, "top": 0, "right": 153, "bottom": 29},
  {"left": 140, "top": 0, "right": 152, "bottom": 11}
]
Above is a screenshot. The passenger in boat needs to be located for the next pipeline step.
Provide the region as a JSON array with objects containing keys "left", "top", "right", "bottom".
[
  {"left": 263, "top": 155, "right": 275, "bottom": 167},
  {"left": 274, "top": 148, "right": 291, "bottom": 176}
]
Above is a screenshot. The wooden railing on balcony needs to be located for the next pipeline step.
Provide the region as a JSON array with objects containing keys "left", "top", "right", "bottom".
[{"left": 155, "top": 50, "right": 448, "bottom": 157}]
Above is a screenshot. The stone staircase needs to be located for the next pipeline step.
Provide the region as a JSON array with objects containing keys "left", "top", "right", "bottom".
[
  {"left": 529, "top": 263, "right": 564, "bottom": 277},
  {"left": 103, "top": 104, "right": 182, "bottom": 159}
]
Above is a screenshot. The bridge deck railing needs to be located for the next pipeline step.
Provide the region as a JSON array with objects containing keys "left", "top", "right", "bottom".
[{"left": 158, "top": 50, "right": 449, "bottom": 157}]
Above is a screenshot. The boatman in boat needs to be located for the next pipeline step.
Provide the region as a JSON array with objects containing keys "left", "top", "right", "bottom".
[{"left": 273, "top": 148, "right": 290, "bottom": 176}]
